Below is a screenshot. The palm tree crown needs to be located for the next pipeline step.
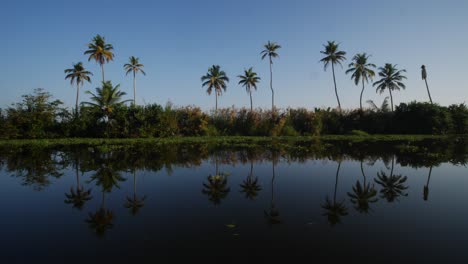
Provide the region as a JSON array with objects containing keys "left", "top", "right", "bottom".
[
  {"left": 320, "top": 41, "right": 347, "bottom": 112},
  {"left": 201, "top": 65, "right": 229, "bottom": 112},
  {"left": 64, "top": 62, "right": 93, "bottom": 113},
  {"left": 83, "top": 81, "right": 131, "bottom": 121},
  {"left": 84, "top": 34, "right": 114, "bottom": 82},
  {"left": 373, "top": 64, "right": 407, "bottom": 111},
  {"left": 124, "top": 56, "right": 146, "bottom": 106},
  {"left": 346, "top": 53, "right": 376, "bottom": 111},
  {"left": 238, "top": 67, "right": 261, "bottom": 111},
  {"left": 261, "top": 41, "right": 281, "bottom": 111}
]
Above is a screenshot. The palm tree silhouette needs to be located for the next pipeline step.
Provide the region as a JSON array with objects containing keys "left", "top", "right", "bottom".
[
  {"left": 124, "top": 56, "right": 146, "bottom": 106},
  {"left": 86, "top": 190, "right": 114, "bottom": 237},
  {"left": 65, "top": 159, "right": 92, "bottom": 210},
  {"left": 238, "top": 67, "right": 261, "bottom": 112},
  {"left": 373, "top": 64, "right": 407, "bottom": 111},
  {"left": 320, "top": 41, "right": 347, "bottom": 112},
  {"left": 64, "top": 62, "right": 93, "bottom": 114},
  {"left": 84, "top": 34, "right": 114, "bottom": 82},
  {"left": 201, "top": 65, "right": 229, "bottom": 113},
  {"left": 347, "top": 160, "right": 378, "bottom": 213},
  {"left": 261, "top": 41, "right": 281, "bottom": 111},
  {"left": 124, "top": 170, "right": 147, "bottom": 215},
  {"left": 374, "top": 156, "right": 408, "bottom": 202},
  {"left": 264, "top": 157, "right": 281, "bottom": 225},
  {"left": 423, "top": 165, "right": 433, "bottom": 201},
  {"left": 202, "top": 155, "right": 230, "bottom": 205},
  {"left": 421, "top": 65, "right": 433, "bottom": 104},
  {"left": 240, "top": 161, "right": 262, "bottom": 200},
  {"left": 321, "top": 160, "right": 348, "bottom": 226},
  {"left": 346, "top": 53, "right": 376, "bottom": 111}
]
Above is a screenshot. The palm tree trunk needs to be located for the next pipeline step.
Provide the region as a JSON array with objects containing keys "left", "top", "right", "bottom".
[
  {"left": 360, "top": 160, "right": 366, "bottom": 184},
  {"left": 249, "top": 90, "right": 253, "bottom": 112},
  {"left": 133, "top": 71, "right": 136, "bottom": 106},
  {"left": 271, "top": 160, "right": 276, "bottom": 207},
  {"left": 269, "top": 57, "right": 274, "bottom": 112},
  {"left": 249, "top": 161, "right": 253, "bottom": 180},
  {"left": 425, "top": 79, "right": 433, "bottom": 104},
  {"left": 334, "top": 161, "right": 342, "bottom": 203},
  {"left": 389, "top": 89, "right": 394, "bottom": 112},
  {"left": 215, "top": 91, "right": 218, "bottom": 113},
  {"left": 133, "top": 170, "right": 137, "bottom": 198},
  {"left": 101, "top": 64, "right": 105, "bottom": 83},
  {"left": 331, "top": 63, "right": 341, "bottom": 112},
  {"left": 76, "top": 83, "right": 80, "bottom": 116},
  {"left": 360, "top": 79, "right": 365, "bottom": 111},
  {"left": 390, "top": 156, "right": 394, "bottom": 176},
  {"left": 76, "top": 158, "right": 80, "bottom": 190}
]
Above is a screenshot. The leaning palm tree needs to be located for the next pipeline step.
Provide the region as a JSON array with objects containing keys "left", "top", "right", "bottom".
[
  {"left": 201, "top": 65, "right": 229, "bottom": 113},
  {"left": 84, "top": 34, "right": 114, "bottom": 82},
  {"left": 64, "top": 62, "right": 93, "bottom": 113},
  {"left": 238, "top": 67, "right": 261, "bottom": 112},
  {"left": 373, "top": 64, "right": 407, "bottom": 111},
  {"left": 321, "top": 160, "right": 348, "bottom": 226},
  {"left": 423, "top": 165, "right": 433, "bottom": 201},
  {"left": 261, "top": 41, "right": 281, "bottom": 111},
  {"left": 346, "top": 53, "right": 376, "bottom": 111},
  {"left": 124, "top": 56, "right": 146, "bottom": 106},
  {"left": 421, "top": 65, "right": 433, "bottom": 104},
  {"left": 320, "top": 41, "right": 347, "bottom": 112}
]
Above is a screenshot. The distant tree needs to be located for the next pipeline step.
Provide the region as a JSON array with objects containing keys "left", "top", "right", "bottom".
[
  {"left": 124, "top": 56, "right": 146, "bottom": 106},
  {"left": 64, "top": 62, "right": 93, "bottom": 114},
  {"left": 261, "top": 41, "right": 281, "bottom": 111},
  {"left": 84, "top": 34, "right": 114, "bottom": 82},
  {"left": 320, "top": 41, "right": 347, "bottom": 112},
  {"left": 238, "top": 67, "right": 261, "bottom": 111},
  {"left": 373, "top": 64, "right": 407, "bottom": 111},
  {"left": 421, "top": 65, "right": 433, "bottom": 104},
  {"left": 346, "top": 53, "right": 376, "bottom": 111},
  {"left": 201, "top": 65, "right": 229, "bottom": 113}
]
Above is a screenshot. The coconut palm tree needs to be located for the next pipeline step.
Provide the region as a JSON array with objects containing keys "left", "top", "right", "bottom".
[
  {"left": 321, "top": 160, "right": 348, "bottom": 226},
  {"left": 320, "top": 41, "right": 347, "bottom": 112},
  {"left": 124, "top": 170, "right": 147, "bottom": 215},
  {"left": 64, "top": 62, "right": 93, "bottom": 114},
  {"left": 366, "top": 97, "right": 390, "bottom": 112},
  {"left": 238, "top": 67, "right": 261, "bottom": 112},
  {"left": 84, "top": 34, "right": 114, "bottom": 82},
  {"left": 201, "top": 65, "right": 229, "bottom": 113},
  {"left": 374, "top": 156, "right": 408, "bottom": 202},
  {"left": 373, "top": 64, "right": 407, "bottom": 111},
  {"left": 240, "top": 161, "right": 262, "bottom": 200},
  {"left": 86, "top": 191, "right": 114, "bottom": 237},
  {"left": 265, "top": 158, "right": 281, "bottom": 225},
  {"left": 65, "top": 159, "right": 92, "bottom": 210},
  {"left": 124, "top": 56, "right": 146, "bottom": 106},
  {"left": 261, "top": 41, "right": 281, "bottom": 111},
  {"left": 421, "top": 65, "right": 433, "bottom": 104},
  {"left": 202, "top": 156, "right": 230, "bottom": 205},
  {"left": 347, "top": 161, "right": 378, "bottom": 213},
  {"left": 346, "top": 53, "right": 376, "bottom": 111}
]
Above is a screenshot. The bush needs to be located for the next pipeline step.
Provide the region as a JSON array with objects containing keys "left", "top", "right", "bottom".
[{"left": 394, "top": 102, "right": 452, "bottom": 134}]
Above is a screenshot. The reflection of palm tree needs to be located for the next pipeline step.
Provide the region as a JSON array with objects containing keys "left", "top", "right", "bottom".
[
  {"left": 89, "top": 162, "right": 126, "bottom": 193},
  {"left": 125, "top": 170, "right": 146, "bottom": 215},
  {"left": 86, "top": 191, "right": 114, "bottom": 237},
  {"left": 265, "top": 159, "right": 281, "bottom": 225},
  {"left": 65, "top": 160, "right": 92, "bottom": 210},
  {"left": 347, "top": 161, "right": 378, "bottom": 213},
  {"left": 423, "top": 166, "right": 433, "bottom": 201},
  {"left": 322, "top": 161, "right": 348, "bottom": 226},
  {"left": 374, "top": 156, "right": 408, "bottom": 202},
  {"left": 240, "top": 161, "right": 262, "bottom": 200},
  {"left": 202, "top": 156, "right": 230, "bottom": 205}
]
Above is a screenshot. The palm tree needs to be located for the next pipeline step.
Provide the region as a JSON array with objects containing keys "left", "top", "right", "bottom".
[
  {"left": 86, "top": 191, "right": 114, "bottom": 237},
  {"left": 346, "top": 53, "right": 376, "bottom": 111},
  {"left": 320, "top": 41, "right": 347, "bottom": 112},
  {"left": 124, "top": 170, "right": 146, "bottom": 215},
  {"left": 64, "top": 160, "right": 92, "bottom": 210},
  {"left": 347, "top": 161, "right": 378, "bottom": 213},
  {"left": 202, "top": 156, "right": 230, "bottom": 205},
  {"left": 64, "top": 62, "right": 93, "bottom": 114},
  {"left": 373, "top": 64, "right": 407, "bottom": 111},
  {"left": 421, "top": 65, "right": 433, "bottom": 104},
  {"left": 238, "top": 68, "right": 261, "bottom": 111},
  {"left": 201, "top": 65, "right": 229, "bottom": 113},
  {"left": 264, "top": 158, "right": 281, "bottom": 225},
  {"left": 366, "top": 97, "right": 390, "bottom": 112},
  {"left": 423, "top": 166, "right": 433, "bottom": 201},
  {"left": 240, "top": 161, "right": 262, "bottom": 200},
  {"left": 84, "top": 34, "right": 114, "bottom": 82},
  {"left": 261, "top": 41, "right": 281, "bottom": 111},
  {"left": 321, "top": 160, "right": 348, "bottom": 226},
  {"left": 124, "top": 56, "right": 146, "bottom": 106},
  {"left": 374, "top": 156, "right": 408, "bottom": 202}
]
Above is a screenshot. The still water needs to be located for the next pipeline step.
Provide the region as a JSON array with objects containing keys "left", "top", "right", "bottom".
[{"left": 0, "top": 141, "right": 467, "bottom": 262}]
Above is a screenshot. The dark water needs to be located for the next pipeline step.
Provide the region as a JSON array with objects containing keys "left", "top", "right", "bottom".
[{"left": 0, "top": 141, "right": 467, "bottom": 263}]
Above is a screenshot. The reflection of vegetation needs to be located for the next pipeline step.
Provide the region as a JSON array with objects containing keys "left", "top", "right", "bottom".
[
  {"left": 347, "top": 161, "right": 378, "bottom": 213},
  {"left": 88, "top": 160, "right": 126, "bottom": 193},
  {"left": 423, "top": 166, "right": 432, "bottom": 201},
  {"left": 265, "top": 158, "right": 281, "bottom": 225},
  {"left": 124, "top": 171, "right": 146, "bottom": 215},
  {"left": 65, "top": 160, "right": 92, "bottom": 210},
  {"left": 322, "top": 161, "right": 348, "bottom": 226},
  {"left": 86, "top": 191, "right": 114, "bottom": 237},
  {"left": 240, "top": 162, "right": 262, "bottom": 200},
  {"left": 375, "top": 156, "right": 408, "bottom": 202},
  {"left": 202, "top": 156, "right": 230, "bottom": 205}
]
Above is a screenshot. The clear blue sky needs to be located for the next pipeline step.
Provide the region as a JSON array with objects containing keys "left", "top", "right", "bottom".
[{"left": 1, "top": 0, "right": 467, "bottom": 111}]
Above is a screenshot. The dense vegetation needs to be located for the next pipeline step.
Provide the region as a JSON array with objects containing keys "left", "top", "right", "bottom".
[{"left": 0, "top": 88, "right": 466, "bottom": 139}]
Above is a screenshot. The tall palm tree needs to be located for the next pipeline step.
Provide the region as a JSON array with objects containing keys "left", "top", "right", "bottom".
[
  {"left": 374, "top": 156, "right": 408, "bottom": 202},
  {"left": 86, "top": 191, "right": 114, "bottom": 237},
  {"left": 201, "top": 65, "right": 229, "bottom": 113},
  {"left": 347, "top": 161, "right": 378, "bottom": 213},
  {"left": 265, "top": 158, "right": 281, "bottom": 225},
  {"left": 124, "top": 170, "right": 146, "bottom": 215},
  {"left": 320, "top": 41, "right": 347, "bottom": 112},
  {"left": 124, "top": 56, "right": 146, "bottom": 106},
  {"left": 64, "top": 159, "right": 92, "bottom": 210},
  {"left": 238, "top": 67, "right": 261, "bottom": 112},
  {"left": 84, "top": 34, "right": 114, "bottom": 82},
  {"left": 421, "top": 65, "right": 433, "bottom": 104},
  {"left": 373, "top": 64, "right": 407, "bottom": 111},
  {"left": 240, "top": 161, "right": 262, "bottom": 200},
  {"left": 346, "top": 53, "right": 376, "bottom": 111},
  {"left": 64, "top": 62, "right": 93, "bottom": 113},
  {"left": 261, "top": 41, "right": 281, "bottom": 111},
  {"left": 321, "top": 160, "right": 348, "bottom": 226}
]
